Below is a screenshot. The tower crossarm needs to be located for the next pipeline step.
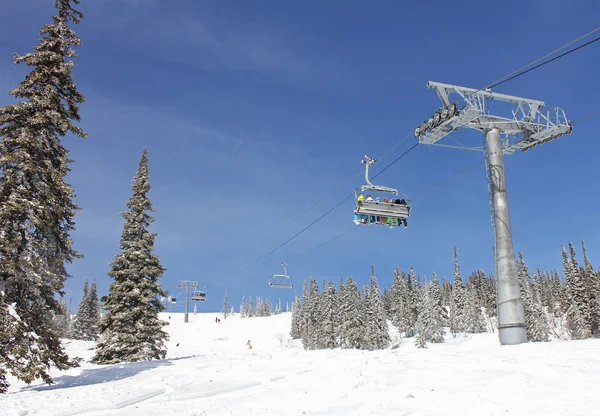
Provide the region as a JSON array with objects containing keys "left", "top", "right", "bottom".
[{"left": 415, "top": 81, "right": 572, "bottom": 152}]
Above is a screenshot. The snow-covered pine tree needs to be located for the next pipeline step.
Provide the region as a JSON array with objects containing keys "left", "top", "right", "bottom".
[
  {"left": 517, "top": 253, "right": 550, "bottom": 342},
  {"left": 364, "top": 268, "right": 390, "bottom": 350},
  {"left": 441, "top": 276, "right": 452, "bottom": 309},
  {"left": 0, "top": 0, "right": 87, "bottom": 392},
  {"left": 290, "top": 294, "right": 303, "bottom": 339},
  {"left": 449, "top": 246, "right": 465, "bottom": 336},
  {"left": 431, "top": 272, "right": 448, "bottom": 325},
  {"left": 562, "top": 244, "right": 591, "bottom": 339},
  {"left": 581, "top": 241, "right": 599, "bottom": 335},
  {"left": 390, "top": 266, "right": 412, "bottom": 337},
  {"left": 382, "top": 286, "right": 394, "bottom": 319},
  {"left": 336, "top": 278, "right": 346, "bottom": 347},
  {"left": 301, "top": 277, "right": 320, "bottom": 350},
  {"left": 70, "top": 280, "right": 89, "bottom": 339},
  {"left": 71, "top": 279, "right": 100, "bottom": 341},
  {"left": 54, "top": 298, "right": 71, "bottom": 338},
  {"left": 415, "top": 280, "right": 446, "bottom": 348},
  {"left": 406, "top": 266, "right": 420, "bottom": 337},
  {"left": 263, "top": 298, "right": 272, "bottom": 316},
  {"left": 91, "top": 149, "right": 169, "bottom": 364},
  {"left": 223, "top": 292, "right": 229, "bottom": 320},
  {"left": 247, "top": 296, "right": 255, "bottom": 317},
  {"left": 315, "top": 281, "right": 337, "bottom": 349},
  {"left": 338, "top": 278, "right": 366, "bottom": 349},
  {"left": 240, "top": 295, "right": 246, "bottom": 317},
  {"left": 85, "top": 280, "right": 100, "bottom": 339},
  {"left": 462, "top": 287, "right": 487, "bottom": 334},
  {"left": 275, "top": 298, "right": 282, "bottom": 315},
  {"left": 255, "top": 297, "right": 264, "bottom": 317}
]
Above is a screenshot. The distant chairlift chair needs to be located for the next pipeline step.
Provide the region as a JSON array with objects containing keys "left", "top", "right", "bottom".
[
  {"left": 191, "top": 290, "right": 207, "bottom": 301},
  {"left": 354, "top": 155, "right": 412, "bottom": 227},
  {"left": 268, "top": 262, "right": 293, "bottom": 289}
]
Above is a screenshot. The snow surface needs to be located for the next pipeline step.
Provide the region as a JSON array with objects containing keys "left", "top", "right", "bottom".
[{"left": 2, "top": 312, "right": 600, "bottom": 415}]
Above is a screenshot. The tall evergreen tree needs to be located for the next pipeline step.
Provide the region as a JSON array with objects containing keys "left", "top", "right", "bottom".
[
  {"left": 70, "top": 280, "right": 89, "bottom": 339},
  {"left": 364, "top": 268, "right": 390, "bottom": 350},
  {"left": 0, "top": 0, "right": 86, "bottom": 392},
  {"left": 240, "top": 295, "right": 246, "bottom": 317},
  {"left": 415, "top": 280, "right": 446, "bottom": 348},
  {"left": 290, "top": 294, "right": 303, "bottom": 339},
  {"left": 449, "top": 246, "right": 465, "bottom": 336},
  {"left": 223, "top": 292, "right": 229, "bottom": 320},
  {"left": 338, "top": 278, "right": 366, "bottom": 349},
  {"left": 562, "top": 244, "right": 591, "bottom": 339},
  {"left": 71, "top": 279, "right": 99, "bottom": 341},
  {"left": 53, "top": 297, "right": 71, "bottom": 338},
  {"left": 517, "top": 253, "right": 549, "bottom": 342},
  {"left": 91, "top": 149, "right": 168, "bottom": 364},
  {"left": 315, "top": 281, "right": 338, "bottom": 349}
]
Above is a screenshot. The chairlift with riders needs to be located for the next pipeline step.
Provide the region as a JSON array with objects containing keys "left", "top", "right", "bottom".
[
  {"left": 191, "top": 289, "right": 207, "bottom": 301},
  {"left": 354, "top": 155, "right": 412, "bottom": 228}
]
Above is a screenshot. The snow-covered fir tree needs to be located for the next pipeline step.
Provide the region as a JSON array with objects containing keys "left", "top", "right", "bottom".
[
  {"left": 390, "top": 266, "right": 413, "bottom": 337},
  {"left": 247, "top": 296, "right": 255, "bottom": 317},
  {"left": 449, "top": 246, "right": 466, "bottom": 336},
  {"left": 275, "top": 298, "right": 282, "bottom": 315},
  {"left": 54, "top": 298, "right": 71, "bottom": 338},
  {"left": 240, "top": 295, "right": 246, "bottom": 317},
  {"left": 314, "top": 281, "right": 337, "bottom": 349},
  {"left": 338, "top": 278, "right": 366, "bottom": 349},
  {"left": 415, "top": 279, "right": 446, "bottom": 348},
  {"left": 581, "top": 241, "right": 600, "bottom": 335},
  {"left": 517, "top": 253, "right": 550, "bottom": 342},
  {"left": 0, "top": 0, "right": 87, "bottom": 392},
  {"left": 290, "top": 294, "right": 303, "bottom": 339},
  {"left": 91, "top": 149, "right": 169, "bottom": 364},
  {"left": 562, "top": 244, "right": 591, "bottom": 339},
  {"left": 223, "top": 292, "right": 229, "bottom": 320},
  {"left": 71, "top": 280, "right": 100, "bottom": 340},
  {"left": 301, "top": 277, "right": 320, "bottom": 350},
  {"left": 462, "top": 287, "right": 487, "bottom": 334},
  {"left": 363, "top": 268, "right": 390, "bottom": 350}
]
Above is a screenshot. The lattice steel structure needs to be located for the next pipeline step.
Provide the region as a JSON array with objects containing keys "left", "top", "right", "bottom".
[
  {"left": 178, "top": 280, "right": 199, "bottom": 323},
  {"left": 414, "top": 81, "right": 572, "bottom": 345}
]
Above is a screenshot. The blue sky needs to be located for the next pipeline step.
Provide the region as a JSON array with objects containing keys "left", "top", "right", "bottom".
[{"left": 1, "top": 0, "right": 599, "bottom": 314}]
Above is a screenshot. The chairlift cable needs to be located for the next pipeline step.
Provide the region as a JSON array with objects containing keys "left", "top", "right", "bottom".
[
  {"left": 485, "top": 26, "right": 600, "bottom": 91},
  {"left": 411, "top": 162, "right": 485, "bottom": 200},
  {"left": 571, "top": 110, "right": 600, "bottom": 124},
  {"left": 461, "top": 26, "right": 600, "bottom": 101},
  {"left": 488, "top": 36, "right": 600, "bottom": 89}
]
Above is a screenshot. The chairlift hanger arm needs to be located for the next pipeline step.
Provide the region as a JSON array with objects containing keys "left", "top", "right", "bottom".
[{"left": 360, "top": 155, "right": 400, "bottom": 195}]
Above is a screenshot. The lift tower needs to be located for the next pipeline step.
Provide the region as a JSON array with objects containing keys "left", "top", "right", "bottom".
[
  {"left": 178, "top": 280, "right": 199, "bottom": 323},
  {"left": 414, "top": 81, "right": 572, "bottom": 345}
]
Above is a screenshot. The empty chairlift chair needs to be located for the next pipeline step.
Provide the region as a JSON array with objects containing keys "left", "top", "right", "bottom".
[
  {"left": 268, "top": 262, "right": 293, "bottom": 289},
  {"left": 354, "top": 155, "right": 412, "bottom": 227}
]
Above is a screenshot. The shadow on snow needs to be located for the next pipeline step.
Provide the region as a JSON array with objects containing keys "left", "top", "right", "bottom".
[{"left": 23, "top": 355, "right": 199, "bottom": 392}]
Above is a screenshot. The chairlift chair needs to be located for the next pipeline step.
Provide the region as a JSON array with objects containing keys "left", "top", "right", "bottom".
[
  {"left": 268, "top": 262, "right": 293, "bottom": 289},
  {"left": 354, "top": 155, "right": 412, "bottom": 226},
  {"left": 191, "top": 290, "right": 206, "bottom": 301}
]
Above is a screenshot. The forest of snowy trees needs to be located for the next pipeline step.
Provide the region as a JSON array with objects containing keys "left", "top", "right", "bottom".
[
  {"left": 289, "top": 243, "right": 599, "bottom": 349},
  {"left": 239, "top": 295, "right": 287, "bottom": 317}
]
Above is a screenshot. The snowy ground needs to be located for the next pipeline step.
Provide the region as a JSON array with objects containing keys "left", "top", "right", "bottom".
[{"left": 2, "top": 312, "right": 599, "bottom": 416}]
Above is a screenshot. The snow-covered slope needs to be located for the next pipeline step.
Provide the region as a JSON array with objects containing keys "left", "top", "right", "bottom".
[{"left": 3, "top": 312, "right": 600, "bottom": 415}]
